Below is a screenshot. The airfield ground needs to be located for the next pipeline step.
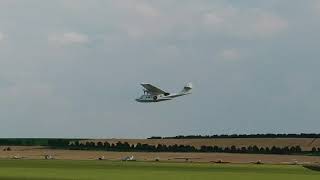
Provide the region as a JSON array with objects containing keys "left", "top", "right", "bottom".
[
  {"left": 0, "top": 143, "right": 319, "bottom": 179},
  {"left": 0, "top": 146, "right": 320, "bottom": 165},
  {"left": 0, "top": 159, "right": 319, "bottom": 180}
]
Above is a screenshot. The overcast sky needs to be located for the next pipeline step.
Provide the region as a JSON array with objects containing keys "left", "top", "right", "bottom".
[{"left": 0, "top": 0, "right": 320, "bottom": 138}]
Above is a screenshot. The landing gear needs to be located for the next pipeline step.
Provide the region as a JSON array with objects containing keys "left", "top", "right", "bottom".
[{"left": 153, "top": 96, "right": 158, "bottom": 101}]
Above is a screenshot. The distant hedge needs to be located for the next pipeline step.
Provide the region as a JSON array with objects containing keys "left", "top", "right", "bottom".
[
  {"left": 68, "top": 140, "right": 320, "bottom": 155},
  {"left": 148, "top": 133, "right": 320, "bottom": 139},
  {"left": 0, "top": 136, "right": 320, "bottom": 155},
  {"left": 0, "top": 138, "right": 80, "bottom": 146}
]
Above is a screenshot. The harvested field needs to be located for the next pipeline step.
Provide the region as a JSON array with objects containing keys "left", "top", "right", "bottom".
[
  {"left": 0, "top": 146, "right": 320, "bottom": 165},
  {"left": 79, "top": 138, "right": 320, "bottom": 151}
]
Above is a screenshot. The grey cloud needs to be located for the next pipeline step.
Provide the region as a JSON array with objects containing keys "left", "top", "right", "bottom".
[{"left": 0, "top": 0, "right": 319, "bottom": 138}]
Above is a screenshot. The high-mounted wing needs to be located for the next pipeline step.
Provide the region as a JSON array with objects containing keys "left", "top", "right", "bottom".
[{"left": 141, "top": 84, "right": 167, "bottom": 95}]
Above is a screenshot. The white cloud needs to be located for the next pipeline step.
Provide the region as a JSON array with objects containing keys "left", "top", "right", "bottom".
[
  {"left": 313, "top": 0, "right": 320, "bottom": 15},
  {"left": 113, "top": 1, "right": 163, "bottom": 39},
  {"left": 48, "top": 32, "right": 89, "bottom": 45},
  {"left": 134, "top": 2, "right": 160, "bottom": 18},
  {"left": 203, "top": 13, "right": 224, "bottom": 26},
  {"left": 0, "top": 32, "right": 7, "bottom": 41},
  {"left": 202, "top": 7, "right": 288, "bottom": 39},
  {"left": 113, "top": 0, "right": 160, "bottom": 18},
  {"left": 4, "top": 83, "right": 53, "bottom": 99},
  {"left": 220, "top": 49, "right": 241, "bottom": 61},
  {"left": 203, "top": 6, "right": 237, "bottom": 27},
  {"left": 252, "top": 13, "right": 288, "bottom": 38}
]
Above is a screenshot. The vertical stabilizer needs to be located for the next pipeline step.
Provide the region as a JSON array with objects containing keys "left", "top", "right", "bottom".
[{"left": 181, "top": 82, "right": 192, "bottom": 94}]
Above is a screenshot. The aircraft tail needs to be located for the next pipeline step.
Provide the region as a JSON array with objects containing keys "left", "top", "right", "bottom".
[{"left": 181, "top": 82, "right": 192, "bottom": 94}]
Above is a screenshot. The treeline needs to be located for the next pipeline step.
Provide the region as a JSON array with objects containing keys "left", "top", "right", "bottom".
[
  {"left": 1, "top": 138, "right": 320, "bottom": 155},
  {"left": 149, "top": 133, "right": 320, "bottom": 139},
  {"left": 68, "top": 141, "right": 320, "bottom": 155},
  {"left": 0, "top": 138, "right": 77, "bottom": 146},
  {"left": 199, "top": 145, "right": 304, "bottom": 154}
]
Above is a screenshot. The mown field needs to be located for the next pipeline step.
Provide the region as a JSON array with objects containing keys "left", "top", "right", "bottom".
[
  {"left": 2, "top": 146, "right": 320, "bottom": 164},
  {"left": 0, "top": 159, "right": 319, "bottom": 180}
]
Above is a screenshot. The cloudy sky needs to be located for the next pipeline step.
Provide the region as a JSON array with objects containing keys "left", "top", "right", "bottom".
[{"left": 0, "top": 0, "right": 320, "bottom": 138}]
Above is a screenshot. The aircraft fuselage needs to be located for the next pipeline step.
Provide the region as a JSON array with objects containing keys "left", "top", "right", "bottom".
[{"left": 135, "top": 93, "right": 190, "bottom": 103}]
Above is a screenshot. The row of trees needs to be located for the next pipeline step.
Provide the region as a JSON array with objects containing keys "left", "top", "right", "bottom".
[
  {"left": 149, "top": 133, "right": 320, "bottom": 139},
  {"left": 69, "top": 141, "right": 320, "bottom": 155},
  {"left": 0, "top": 139, "right": 77, "bottom": 146},
  {"left": 200, "top": 145, "right": 302, "bottom": 154},
  {"left": 0, "top": 138, "right": 319, "bottom": 155}
]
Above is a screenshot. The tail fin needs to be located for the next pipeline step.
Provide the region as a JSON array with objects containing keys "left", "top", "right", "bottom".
[{"left": 181, "top": 82, "right": 192, "bottom": 93}]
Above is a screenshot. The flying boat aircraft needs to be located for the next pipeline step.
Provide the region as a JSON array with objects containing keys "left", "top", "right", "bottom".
[{"left": 136, "top": 83, "right": 192, "bottom": 103}]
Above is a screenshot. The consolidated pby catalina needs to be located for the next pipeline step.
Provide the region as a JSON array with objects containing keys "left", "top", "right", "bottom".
[{"left": 136, "top": 83, "right": 192, "bottom": 103}]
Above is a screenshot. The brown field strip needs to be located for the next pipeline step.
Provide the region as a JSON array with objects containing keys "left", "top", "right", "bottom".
[{"left": 0, "top": 146, "right": 320, "bottom": 164}]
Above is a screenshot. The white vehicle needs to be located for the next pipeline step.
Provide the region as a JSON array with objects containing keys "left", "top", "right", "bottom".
[
  {"left": 136, "top": 83, "right": 192, "bottom": 103},
  {"left": 122, "top": 155, "right": 135, "bottom": 161},
  {"left": 44, "top": 154, "right": 54, "bottom": 160},
  {"left": 12, "top": 155, "right": 23, "bottom": 159}
]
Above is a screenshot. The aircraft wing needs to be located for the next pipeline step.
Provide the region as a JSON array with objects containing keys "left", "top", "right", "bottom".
[{"left": 141, "top": 84, "right": 167, "bottom": 95}]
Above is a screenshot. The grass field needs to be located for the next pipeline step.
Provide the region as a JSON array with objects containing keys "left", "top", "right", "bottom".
[{"left": 0, "top": 160, "right": 319, "bottom": 180}]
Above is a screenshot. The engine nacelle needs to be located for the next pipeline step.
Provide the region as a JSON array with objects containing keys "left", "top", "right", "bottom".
[{"left": 153, "top": 96, "right": 158, "bottom": 100}]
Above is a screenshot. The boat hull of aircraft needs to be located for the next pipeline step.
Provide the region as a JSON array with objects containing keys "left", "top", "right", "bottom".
[
  {"left": 136, "top": 95, "right": 173, "bottom": 103},
  {"left": 135, "top": 97, "right": 172, "bottom": 103}
]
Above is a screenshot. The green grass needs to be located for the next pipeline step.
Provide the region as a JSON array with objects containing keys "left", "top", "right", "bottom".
[{"left": 0, "top": 160, "right": 319, "bottom": 180}]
